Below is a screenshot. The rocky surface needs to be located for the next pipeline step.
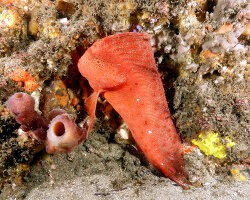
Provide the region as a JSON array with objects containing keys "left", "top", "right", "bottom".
[{"left": 0, "top": 0, "right": 249, "bottom": 199}]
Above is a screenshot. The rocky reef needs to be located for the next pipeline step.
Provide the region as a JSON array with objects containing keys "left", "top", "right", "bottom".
[{"left": 0, "top": 0, "right": 249, "bottom": 198}]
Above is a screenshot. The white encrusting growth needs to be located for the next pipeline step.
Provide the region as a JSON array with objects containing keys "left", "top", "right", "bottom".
[{"left": 148, "top": 130, "right": 152, "bottom": 134}]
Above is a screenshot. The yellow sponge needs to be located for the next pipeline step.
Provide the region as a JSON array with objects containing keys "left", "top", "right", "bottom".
[{"left": 192, "top": 131, "right": 227, "bottom": 159}]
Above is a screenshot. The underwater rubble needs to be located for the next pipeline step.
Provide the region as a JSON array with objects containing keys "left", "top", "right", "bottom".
[{"left": 0, "top": 0, "right": 249, "bottom": 198}]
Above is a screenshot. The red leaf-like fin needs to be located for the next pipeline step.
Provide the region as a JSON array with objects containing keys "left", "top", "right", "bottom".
[{"left": 85, "top": 90, "right": 101, "bottom": 136}]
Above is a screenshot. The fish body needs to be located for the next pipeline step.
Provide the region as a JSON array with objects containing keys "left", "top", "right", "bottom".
[{"left": 78, "top": 32, "right": 189, "bottom": 188}]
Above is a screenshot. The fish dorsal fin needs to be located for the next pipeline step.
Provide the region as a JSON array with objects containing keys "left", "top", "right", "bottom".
[{"left": 91, "top": 32, "right": 156, "bottom": 72}]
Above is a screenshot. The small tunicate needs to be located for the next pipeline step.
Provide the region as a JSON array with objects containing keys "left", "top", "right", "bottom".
[{"left": 46, "top": 114, "right": 87, "bottom": 153}]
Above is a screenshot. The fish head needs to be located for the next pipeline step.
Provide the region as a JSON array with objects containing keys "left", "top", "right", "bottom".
[
  {"left": 78, "top": 43, "right": 127, "bottom": 92},
  {"left": 78, "top": 32, "right": 153, "bottom": 91}
]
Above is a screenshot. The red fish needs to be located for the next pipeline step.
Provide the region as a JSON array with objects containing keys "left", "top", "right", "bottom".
[{"left": 78, "top": 32, "right": 189, "bottom": 188}]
